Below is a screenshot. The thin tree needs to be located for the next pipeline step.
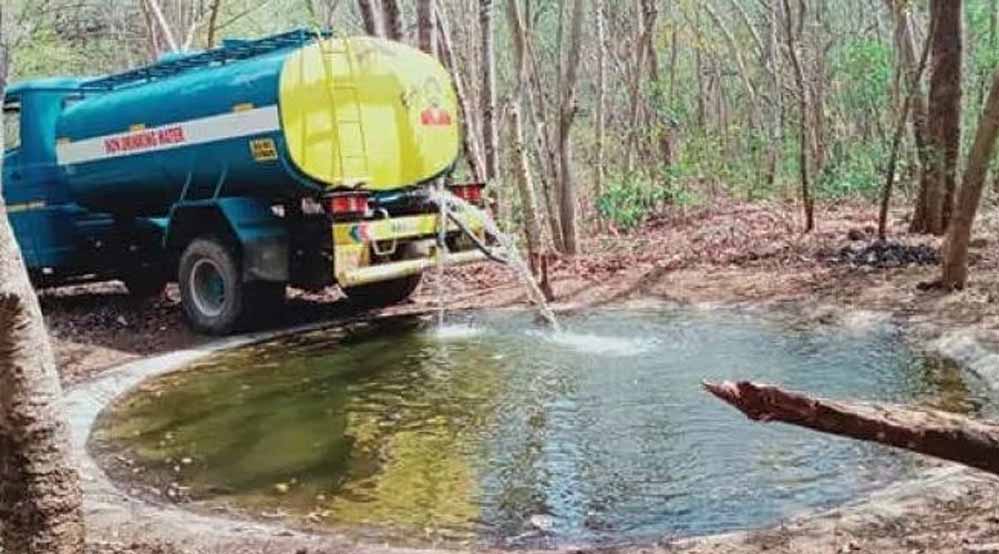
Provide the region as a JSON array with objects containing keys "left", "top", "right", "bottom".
[
  {"left": 782, "top": 0, "right": 815, "bottom": 232},
  {"left": 557, "top": 0, "right": 585, "bottom": 254},
  {"left": 505, "top": 0, "right": 544, "bottom": 266},
  {"left": 594, "top": 0, "right": 607, "bottom": 199},
  {"left": 416, "top": 0, "right": 436, "bottom": 56},
  {"left": 205, "top": 0, "right": 223, "bottom": 48},
  {"left": 480, "top": 0, "right": 499, "bottom": 186},
  {"left": 879, "top": 10, "right": 935, "bottom": 239},
  {"left": 521, "top": 7, "right": 564, "bottom": 252},
  {"left": 764, "top": 0, "right": 784, "bottom": 187},
  {"left": 624, "top": 0, "right": 656, "bottom": 174},
  {"left": 704, "top": 1, "right": 758, "bottom": 127},
  {"left": 357, "top": 0, "right": 384, "bottom": 37},
  {"left": 435, "top": 3, "right": 485, "bottom": 182},
  {"left": 509, "top": 105, "right": 545, "bottom": 270},
  {"left": 921, "top": 0, "right": 963, "bottom": 236},
  {"left": 382, "top": 0, "right": 403, "bottom": 41},
  {"left": 143, "top": 0, "right": 179, "bottom": 52},
  {"left": 940, "top": 67, "right": 999, "bottom": 290},
  {"left": 0, "top": 5, "right": 85, "bottom": 552},
  {"left": 882, "top": 0, "right": 933, "bottom": 234}
]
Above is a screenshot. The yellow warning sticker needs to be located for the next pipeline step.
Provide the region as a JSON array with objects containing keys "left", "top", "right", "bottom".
[{"left": 250, "top": 138, "right": 278, "bottom": 162}]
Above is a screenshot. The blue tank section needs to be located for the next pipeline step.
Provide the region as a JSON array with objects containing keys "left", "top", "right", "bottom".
[
  {"left": 2, "top": 32, "right": 324, "bottom": 277},
  {"left": 56, "top": 31, "right": 321, "bottom": 217}
]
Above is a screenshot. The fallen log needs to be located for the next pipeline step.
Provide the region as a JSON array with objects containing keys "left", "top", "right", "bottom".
[{"left": 703, "top": 380, "right": 999, "bottom": 477}]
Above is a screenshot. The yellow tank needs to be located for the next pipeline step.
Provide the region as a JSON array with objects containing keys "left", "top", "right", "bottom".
[{"left": 279, "top": 37, "right": 460, "bottom": 191}]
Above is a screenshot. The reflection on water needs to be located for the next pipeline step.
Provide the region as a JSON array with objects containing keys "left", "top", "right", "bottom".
[{"left": 92, "top": 309, "right": 984, "bottom": 547}]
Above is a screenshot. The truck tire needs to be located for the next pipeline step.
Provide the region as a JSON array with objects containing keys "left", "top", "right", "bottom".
[
  {"left": 179, "top": 237, "right": 247, "bottom": 335},
  {"left": 122, "top": 268, "right": 168, "bottom": 300},
  {"left": 343, "top": 273, "right": 422, "bottom": 309}
]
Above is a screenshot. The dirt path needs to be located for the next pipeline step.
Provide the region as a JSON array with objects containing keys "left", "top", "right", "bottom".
[{"left": 43, "top": 199, "right": 999, "bottom": 553}]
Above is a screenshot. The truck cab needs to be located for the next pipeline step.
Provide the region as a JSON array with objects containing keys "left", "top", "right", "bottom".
[
  {"left": 4, "top": 80, "right": 85, "bottom": 279},
  {"left": 3, "top": 80, "right": 167, "bottom": 293}
]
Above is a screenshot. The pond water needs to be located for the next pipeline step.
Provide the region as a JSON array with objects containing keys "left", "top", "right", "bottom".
[{"left": 92, "top": 308, "right": 983, "bottom": 548}]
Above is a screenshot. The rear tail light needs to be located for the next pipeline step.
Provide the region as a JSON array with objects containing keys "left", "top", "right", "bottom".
[
  {"left": 324, "top": 191, "right": 369, "bottom": 219},
  {"left": 448, "top": 182, "right": 485, "bottom": 205}
]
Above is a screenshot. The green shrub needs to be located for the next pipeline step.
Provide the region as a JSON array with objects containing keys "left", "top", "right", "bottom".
[
  {"left": 816, "top": 141, "right": 887, "bottom": 200},
  {"left": 596, "top": 170, "right": 696, "bottom": 230}
]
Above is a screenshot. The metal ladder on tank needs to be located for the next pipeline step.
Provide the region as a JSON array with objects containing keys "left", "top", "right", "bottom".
[{"left": 316, "top": 33, "right": 372, "bottom": 189}]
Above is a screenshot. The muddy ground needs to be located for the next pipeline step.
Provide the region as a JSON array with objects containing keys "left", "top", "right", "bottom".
[{"left": 43, "top": 199, "right": 999, "bottom": 553}]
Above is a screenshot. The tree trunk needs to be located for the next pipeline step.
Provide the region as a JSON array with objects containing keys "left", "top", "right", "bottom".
[
  {"left": 704, "top": 381, "right": 999, "bottom": 477},
  {"left": 695, "top": 8, "right": 706, "bottom": 129},
  {"left": 505, "top": 0, "right": 546, "bottom": 257},
  {"left": 989, "top": 0, "right": 998, "bottom": 110},
  {"left": 704, "top": 1, "right": 758, "bottom": 126},
  {"left": 509, "top": 105, "right": 544, "bottom": 266},
  {"left": 144, "top": 0, "right": 179, "bottom": 53},
  {"left": 764, "top": 0, "right": 784, "bottom": 188},
  {"left": 782, "top": 0, "right": 814, "bottom": 232},
  {"left": 139, "top": 0, "right": 162, "bottom": 60},
  {"left": 810, "top": 0, "right": 829, "bottom": 177},
  {"left": 523, "top": 35, "right": 565, "bottom": 252},
  {"left": 357, "top": 0, "right": 384, "bottom": 37},
  {"left": 205, "top": 0, "right": 223, "bottom": 48},
  {"left": 940, "top": 68, "right": 999, "bottom": 289},
  {"left": 638, "top": 0, "right": 672, "bottom": 171},
  {"left": 0, "top": 45, "right": 85, "bottom": 554},
  {"left": 416, "top": 0, "right": 437, "bottom": 56},
  {"left": 884, "top": 0, "right": 935, "bottom": 233},
  {"left": 594, "top": 0, "right": 607, "bottom": 200},
  {"left": 724, "top": 0, "right": 764, "bottom": 59},
  {"left": 923, "top": 0, "right": 963, "bottom": 236},
  {"left": 879, "top": 12, "right": 934, "bottom": 239},
  {"left": 435, "top": 4, "right": 485, "bottom": 182},
  {"left": 557, "top": 0, "right": 585, "bottom": 255},
  {"left": 624, "top": 0, "right": 654, "bottom": 174},
  {"left": 480, "top": 0, "right": 498, "bottom": 185},
  {"left": 382, "top": 0, "right": 404, "bottom": 42}
]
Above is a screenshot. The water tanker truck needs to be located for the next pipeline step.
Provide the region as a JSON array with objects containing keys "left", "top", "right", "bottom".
[{"left": 2, "top": 30, "right": 492, "bottom": 334}]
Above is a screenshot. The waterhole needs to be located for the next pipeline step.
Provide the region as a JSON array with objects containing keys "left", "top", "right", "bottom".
[{"left": 91, "top": 308, "right": 983, "bottom": 548}]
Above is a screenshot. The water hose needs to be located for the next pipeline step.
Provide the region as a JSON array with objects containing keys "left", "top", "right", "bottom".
[{"left": 446, "top": 211, "right": 510, "bottom": 265}]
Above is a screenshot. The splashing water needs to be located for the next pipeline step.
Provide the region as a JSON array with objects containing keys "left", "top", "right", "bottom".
[
  {"left": 428, "top": 188, "right": 560, "bottom": 330},
  {"left": 536, "top": 329, "right": 657, "bottom": 357},
  {"left": 432, "top": 323, "right": 485, "bottom": 341}
]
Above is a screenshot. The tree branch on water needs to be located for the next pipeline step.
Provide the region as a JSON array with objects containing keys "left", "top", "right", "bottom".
[{"left": 703, "top": 380, "right": 999, "bottom": 477}]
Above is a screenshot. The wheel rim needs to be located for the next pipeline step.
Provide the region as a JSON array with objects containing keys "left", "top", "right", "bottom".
[{"left": 190, "top": 258, "right": 226, "bottom": 318}]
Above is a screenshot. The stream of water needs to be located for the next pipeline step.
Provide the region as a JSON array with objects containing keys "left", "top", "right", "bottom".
[{"left": 427, "top": 187, "right": 560, "bottom": 331}]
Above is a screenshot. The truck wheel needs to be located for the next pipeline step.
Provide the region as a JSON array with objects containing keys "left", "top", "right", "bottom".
[
  {"left": 122, "top": 268, "right": 168, "bottom": 300},
  {"left": 343, "top": 273, "right": 422, "bottom": 309},
  {"left": 179, "top": 237, "right": 246, "bottom": 335}
]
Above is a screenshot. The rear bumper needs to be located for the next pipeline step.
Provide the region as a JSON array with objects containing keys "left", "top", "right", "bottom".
[
  {"left": 336, "top": 249, "right": 489, "bottom": 287},
  {"left": 332, "top": 211, "right": 490, "bottom": 287}
]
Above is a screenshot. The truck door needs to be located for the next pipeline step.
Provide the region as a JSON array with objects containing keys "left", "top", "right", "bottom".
[{"left": 3, "top": 95, "right": 37, "bottom": 266}]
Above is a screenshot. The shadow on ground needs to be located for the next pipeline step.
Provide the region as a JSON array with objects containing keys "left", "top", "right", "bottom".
[{"left": 39, "top": 281, "right": 407, "bottom": 384}]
